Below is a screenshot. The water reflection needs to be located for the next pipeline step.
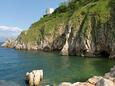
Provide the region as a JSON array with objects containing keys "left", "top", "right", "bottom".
[{"left": 0, "top": 48, "right": 115, "bottom": 86}]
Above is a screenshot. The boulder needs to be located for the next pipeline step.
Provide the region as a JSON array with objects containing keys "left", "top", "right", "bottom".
[
  {"left": 26, "top": 70, "right": 43, "bottom": 86},
  {"left": 96, "top": 78, "right": 114, "bottom": 86},
  {"left": 33, "top": 71, "right": 41, "bottom": 86},
  {"left": 104, "top": 66, "right": 115, "bottom": 80},
  {"left": 28, "top": 72, "right": 34, "bottom": 86}
]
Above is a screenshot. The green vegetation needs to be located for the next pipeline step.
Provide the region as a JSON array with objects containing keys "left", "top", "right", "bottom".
[{"left": 17, "top": 0, "right": 113, "bottom": 44}]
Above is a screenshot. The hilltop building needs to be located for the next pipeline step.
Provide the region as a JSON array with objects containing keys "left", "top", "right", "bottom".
[{"left": 45, "top": 8, "right": 54, "bottom": 15}]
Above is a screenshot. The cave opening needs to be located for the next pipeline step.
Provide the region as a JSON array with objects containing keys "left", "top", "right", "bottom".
[{"left": 99, "top": 50, "right": 110, "bottom": 57}]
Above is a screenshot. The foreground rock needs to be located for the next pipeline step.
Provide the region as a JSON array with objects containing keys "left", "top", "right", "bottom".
[
  {"left": 60, "top": 66, "right": 115, "bottom": 86},
  {"left": 59, "top": 82, "right": 94, "bottom": 86},
  {"left": 26, "top": 70, "right": 43, "bottom": 86},
  {"left": 88, "top": 76, "right": 103, "bottom": 85},
  {"left": 96, "top": 78, "right": 114, "bottom": 86}
]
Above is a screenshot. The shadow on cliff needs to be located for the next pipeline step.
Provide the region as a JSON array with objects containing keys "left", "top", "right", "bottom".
[{"left": 68, "top": 0, "right": 115, "bottom": 58}]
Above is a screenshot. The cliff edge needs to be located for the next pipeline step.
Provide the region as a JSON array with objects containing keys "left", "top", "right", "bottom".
[{"left": 2, "top": 0, "right": 115, "bottom": 58}]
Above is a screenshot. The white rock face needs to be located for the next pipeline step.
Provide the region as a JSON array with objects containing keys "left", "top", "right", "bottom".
[
  {"left": 26, "top": 70, "right": 43, "bottom": 86},
  {"left": 61, "top": 26, "right": 72, "bottom": 55},
  {"left": 28, "top": 72, "right": 34, "bottom": 86},
  {"left": 33, "top": 71, "right": 41, "bottom": 86}
]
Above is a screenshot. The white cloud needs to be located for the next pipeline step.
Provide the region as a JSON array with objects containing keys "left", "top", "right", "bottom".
[
  {"left": 0, "top": 25, "right": 22, "bottom": 42},
  {"left": 0, "top": 26, "right": 22, "bottom": 33}
]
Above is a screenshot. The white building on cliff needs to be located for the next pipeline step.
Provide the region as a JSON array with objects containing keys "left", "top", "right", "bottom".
[{"left": 45, "top": 8, "right": 54, "bottom": 15}]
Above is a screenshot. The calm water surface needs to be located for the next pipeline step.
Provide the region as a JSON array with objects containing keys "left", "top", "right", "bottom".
[{"left": 0, "top": 45, "right": 115, "bottom": 86}]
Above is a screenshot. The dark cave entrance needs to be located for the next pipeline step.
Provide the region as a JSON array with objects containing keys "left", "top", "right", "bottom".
[{"left": 99, "top": 50, "right": 110, "bottom": 57}]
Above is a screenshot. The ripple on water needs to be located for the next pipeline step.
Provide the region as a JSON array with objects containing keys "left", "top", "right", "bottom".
[
  {"left": 0, "top": 48, "right": 115, "bottom": 85},
  {"left": 0, "top": 80, "right": 20, "bottom": 86}
]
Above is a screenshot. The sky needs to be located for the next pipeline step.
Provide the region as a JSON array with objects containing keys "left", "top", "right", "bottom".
[{"left": 0, "top": 0, "right": 65, "bottom": 42}]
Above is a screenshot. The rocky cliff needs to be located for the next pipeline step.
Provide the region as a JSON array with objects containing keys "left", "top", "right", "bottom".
[{"left": 2, "top": 0, "right": 115, "bottom": 58}]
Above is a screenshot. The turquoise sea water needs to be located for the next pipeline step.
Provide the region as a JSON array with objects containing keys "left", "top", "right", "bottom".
[{"left": 0, "top": 45, "right": 115, "bottom": 86}]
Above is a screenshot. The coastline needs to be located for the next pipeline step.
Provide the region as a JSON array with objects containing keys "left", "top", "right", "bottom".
[
  {"left": 1, "top": 39, "right": 115, "bottom": 59},
  {"left": 0, "top": 44, "right": 115, "bottom": 86}
]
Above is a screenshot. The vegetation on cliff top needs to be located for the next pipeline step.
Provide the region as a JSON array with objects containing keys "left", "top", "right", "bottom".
[{"left": 17, "top": 0, "right": 114, "bottom": 44}]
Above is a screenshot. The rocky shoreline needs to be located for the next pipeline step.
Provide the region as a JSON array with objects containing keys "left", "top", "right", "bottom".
[
  {"left": 1, "top": 37, "right": 115, "bottom": 59},
  {"left": 59, "top": 66, "right": 115, "bottom": 86},
  {"left": 1, "top": 40, "right": 115, "bottom": 86}
]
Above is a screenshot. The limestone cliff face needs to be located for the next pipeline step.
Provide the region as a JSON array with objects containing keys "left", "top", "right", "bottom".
[
  {"left": 3, "top": 0, "right": 115, "bottom": 58},
  {"left": 61, "top": 12, "right": 115, "bottom": 58}
]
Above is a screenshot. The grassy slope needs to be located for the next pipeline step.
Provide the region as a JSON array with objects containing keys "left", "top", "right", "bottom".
[{"left": 17, "top": 0, "right": 111, "bottom": 44}]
